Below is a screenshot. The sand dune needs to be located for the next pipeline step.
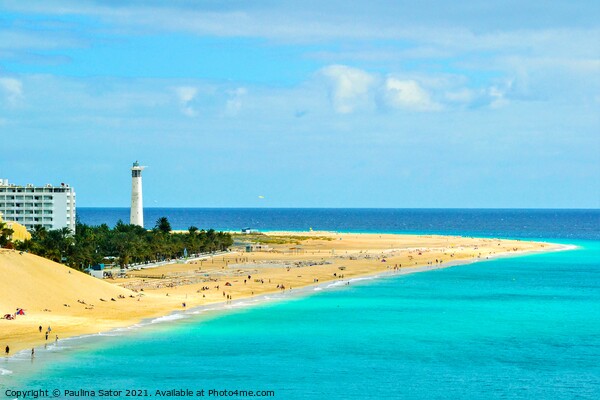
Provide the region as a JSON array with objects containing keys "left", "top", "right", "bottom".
[
  {"left": 0, "top": 250, "right": 168, "bottom": 355},
  {"left": 0, "top": 250, "right": 132, "bottom": 313}
]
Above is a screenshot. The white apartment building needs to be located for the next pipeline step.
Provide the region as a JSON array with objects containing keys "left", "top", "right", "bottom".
[{"left": 0, "top": 178, "right": 76, "bottom": 232}]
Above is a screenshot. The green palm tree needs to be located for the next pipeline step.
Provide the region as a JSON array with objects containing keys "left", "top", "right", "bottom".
[
  {"left": 155, "top": 217, "right": 172, "bottom": 234},
  {"left": 0, "top": 221, "right": 14, "bottom": 247},
  {"left": 31, "top": 225, "right": 47, "bottom": 241}
]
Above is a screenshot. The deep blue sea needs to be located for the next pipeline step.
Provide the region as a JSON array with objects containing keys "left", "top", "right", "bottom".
[
  {"left": 77, "top": 208, "right": 599, "bottom": 240},
  {"left": 1, "top": 209, "right": 599, "bottom": 399}
]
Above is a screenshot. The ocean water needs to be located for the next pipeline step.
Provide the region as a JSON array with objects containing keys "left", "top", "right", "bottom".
[
  {"left": 1, "top": 209, "right": 599, "bottom": 399},
  {"left": 77, "top": 208, "right": 599, "bottom": 240}
]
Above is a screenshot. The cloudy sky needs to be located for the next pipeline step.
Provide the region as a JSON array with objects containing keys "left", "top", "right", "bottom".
[{"left": 0, "top": 0, "right": 598, "bottom": 208}]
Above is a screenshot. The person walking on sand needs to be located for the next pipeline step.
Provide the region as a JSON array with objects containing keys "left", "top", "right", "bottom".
[
  {"left": 31, "top": 348, "right": 34, "bottom": 358},
  {"left": 38, "top": 325, "right": 42, "bottom": 333},
  {"left": 45, "top": 332, "right": 48, "bottom": 341},
  {"left": 5, "top": 345, "right": 9, "bottom": 355}
]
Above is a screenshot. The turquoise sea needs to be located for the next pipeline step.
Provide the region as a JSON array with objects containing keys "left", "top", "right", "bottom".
[{"left": 1, "top": 209, "right": 599, "bottom": 399}]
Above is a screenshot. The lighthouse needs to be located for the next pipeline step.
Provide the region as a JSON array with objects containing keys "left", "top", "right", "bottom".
[{"left": 130, "top": 161, "right": 146, "bottom": 227}]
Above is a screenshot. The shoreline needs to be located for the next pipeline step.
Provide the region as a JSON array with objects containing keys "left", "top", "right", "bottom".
[{"left": 1, "top": 238, "right": 575, "bottom": 363}]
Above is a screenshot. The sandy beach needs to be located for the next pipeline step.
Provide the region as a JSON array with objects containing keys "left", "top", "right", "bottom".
[{"left": 1, "top": 232, "right": 564, "bottom": 356}]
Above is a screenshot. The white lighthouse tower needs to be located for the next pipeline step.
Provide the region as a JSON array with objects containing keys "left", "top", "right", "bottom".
[{"left": 130, "top": 161, "right": 146, "bottom": 227}]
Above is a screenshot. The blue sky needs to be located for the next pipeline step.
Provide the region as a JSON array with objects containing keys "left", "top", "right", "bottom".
[{"left": 0, "top": 0, "right": 598, "bottom": 208}]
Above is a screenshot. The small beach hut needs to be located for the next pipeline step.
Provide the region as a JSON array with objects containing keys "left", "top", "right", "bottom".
[{"left": 89, "top": 263, "right": 105, "bottom": 279}]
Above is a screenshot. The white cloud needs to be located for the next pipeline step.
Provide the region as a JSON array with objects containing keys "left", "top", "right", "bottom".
[
  {"left": 320, "top": 66, "right": 448, "bottom": 113},
  {"left": 175, "top": 86, "right": 198, "bottom": 117},
  {"left": 225, "top": 87, "right": 247, "bottom": 116},
  {"left": 488, "top": 83, "right": 510, "bottom": 109},
  {"left": 321, "top": 65, "right": 376, "bottom": 114},
  {"left": 1, "top": 1, "right": 598, "bottom": 116},
  {"left": 383, "top": 78, "right": 440, "bottom": 111},
  {"left": 445, "top": 88, "right": 476, "bottom": 103},
  {"left": 0, "top": 30, "right": 85, "bottom": 51},
  {"left": 443, "top": 81, "right": 513, "bottom": 109},
  {"left": 0, "top": 77, "right": 24, "bottom": 105},
  {"left": 4, "top": 1, "right": 598, "bottom": 60},
  {"left": 176, "top": 86, "right": 197, "bottom": 103}
]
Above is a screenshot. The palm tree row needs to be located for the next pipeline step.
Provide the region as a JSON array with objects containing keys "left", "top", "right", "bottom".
[{"left": 15, "top": 217, "right": 233, "bottom": 270}]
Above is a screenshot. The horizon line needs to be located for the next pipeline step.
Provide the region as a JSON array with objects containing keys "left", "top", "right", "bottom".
[{"left": 76, "top": 206, "right": 600, "bottom": 211}]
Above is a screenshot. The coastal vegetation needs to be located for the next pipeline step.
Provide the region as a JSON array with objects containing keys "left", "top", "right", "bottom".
[
  {"left": 0, "top": 220, "right": 14, "bottom": 248},
  {"left": 13, "top": 217, "right": 233, "bottom": 270},
  {"left": 232, "top": 233, "right": 334, "bottom": 245}
]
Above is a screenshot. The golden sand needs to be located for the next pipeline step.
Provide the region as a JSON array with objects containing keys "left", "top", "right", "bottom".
[{"left": 0, "top": 232, "right": 559, "bottom": 356}]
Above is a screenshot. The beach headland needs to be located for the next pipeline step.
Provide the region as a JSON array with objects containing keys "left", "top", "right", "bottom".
[{"left": 1, "top": 232, "right": 567, "bottom": 356}]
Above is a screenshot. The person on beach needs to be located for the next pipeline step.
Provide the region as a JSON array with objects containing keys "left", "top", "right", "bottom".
[
  {"left": 31, "top": 348, "right": 34, "bottom": 358},
  {"left": 5, "top": 345, "right": 9, "bottom": 355},
  {"left": 45, "top": 332, "right": 48, "bottom": 341},
  {"left": 55, "top": 335, "right": 59, "bottom": 342},
  {"left": 38, "top": 325, "right": 42, "bottom": 333}
]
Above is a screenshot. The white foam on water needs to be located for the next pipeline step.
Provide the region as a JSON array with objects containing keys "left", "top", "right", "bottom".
[
  {"left": 554, "top": 244, "right": 578, "bottom": 252},
  {"left": 10, "top": 349, "right": 37, "bottom": 360},
  {"left": 44, "top": 345, "right": 69, "bottom": 352},
  {"left": 150, "top": 314, "right": 186, "bottom": 324},
  {"left": 313, "top": 287, "right": 322, "bottom": 291},
  {"left": 191, "top": 309, "right": 209, "bottom": 315},
  {"left": 191, "top": 307, "right": 219, "bottom": 315},
  {"left": 113, "top": 324, "right": 143, "bottom": 332},
  {"left": 231, "top": 299, "right": 264, "bottom": 308},
  {"left": 350, "top": 275, "right": 381, "bottom": 283},
  {"left": 326, "top": 278, "right": 372, "bottom": 288},
  {"left": 0, "top": 367, "right": 13, "bottom": 375},
  {"left": 60, "top": 332, "right": 103, "bottom": 342}
]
